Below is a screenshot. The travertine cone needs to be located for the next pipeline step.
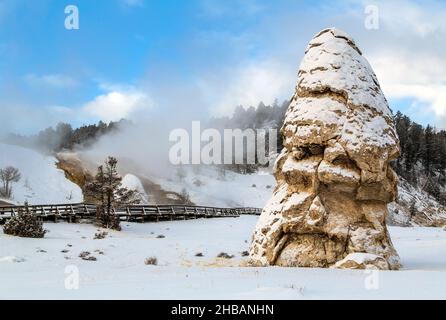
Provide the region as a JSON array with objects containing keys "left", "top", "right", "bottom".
[{"left": 249, "top": 28, "right": 401, "bottom": 270}]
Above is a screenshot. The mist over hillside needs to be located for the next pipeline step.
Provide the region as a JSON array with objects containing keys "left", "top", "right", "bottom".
[{"left": 3, "top": 119, "right": 129, "bottom": 154}]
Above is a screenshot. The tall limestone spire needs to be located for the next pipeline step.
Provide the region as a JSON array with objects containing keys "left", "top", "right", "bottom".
[{"left": 249, "top": 28, "right": 401, "bottom": 270}]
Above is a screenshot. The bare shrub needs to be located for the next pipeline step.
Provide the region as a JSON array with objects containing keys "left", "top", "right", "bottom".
[
  {"left": 83, "top": 256, "right": 97, "bottom": 261},
  {"left": 79, "top": 251, "right": 90, "bottom": 258},
  {"left": 94, "top": 231, "right": 108, "bottom": 239},
  {"left": 79, "top": 251, "right": 97, "bottom": 261},
  {"left": 144, "top": 256, "right": 158, "bottom": 265},
  {"left": 217, "top": 252, "right": 234, "bottom": 259}
]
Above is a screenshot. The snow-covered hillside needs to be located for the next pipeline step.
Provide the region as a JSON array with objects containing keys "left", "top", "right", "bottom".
[
  {"left": 0, "top": 143, "right": 83, "bottom": 205},
  {"left": 1, "top": 216, "right": 445, "bottom": 299},
  {"left": 150, "top": 166, "right": 275, "bottom": 208},
  {"left": 389, "top": 177, "right": 446, "bottom": 227}
]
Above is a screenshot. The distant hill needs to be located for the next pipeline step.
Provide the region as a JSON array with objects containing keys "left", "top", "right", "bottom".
[{"left": 4, "top": 119, "right": 130, "bottom": 155}]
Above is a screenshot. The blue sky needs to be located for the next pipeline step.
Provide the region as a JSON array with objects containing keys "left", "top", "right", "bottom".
[{"left": 0, "top": 0, "right": 445, "bottom": 134}]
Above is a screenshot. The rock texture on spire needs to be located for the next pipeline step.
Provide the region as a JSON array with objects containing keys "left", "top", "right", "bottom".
[{"left": 249, "top": 28, "right": 401, "bottom": 270}]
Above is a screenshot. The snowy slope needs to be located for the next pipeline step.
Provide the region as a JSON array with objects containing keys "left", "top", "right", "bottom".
[
  {"left": 150, "top": 166, "right": 275, "bottom": 207},
  {"left": 0, "top": 143, "right": 83, "bottom": 205},
  {"left": 1, "top": 216, "right": 446, "bottom": 299},
  {"left": 389, "top": 177, "right": 446, "bottom": 227}
]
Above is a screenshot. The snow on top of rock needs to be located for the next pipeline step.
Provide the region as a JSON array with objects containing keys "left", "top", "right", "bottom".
[
  {"left": 286, "top": 97, "right": 347, "bottom": 126},
  {"left": 282, "top": 156, "right": 318, "bottom": 174},
  {"left": 307, "top": 28, "right": 361, "bottom": 54},
  {"left": 298, "top": 27, "right": 389, "bottom": 115},
  {"left": 282, "top": 191, "right": 312, "bottom": 212},
  {"left": 121, "top": 174, "right": 144, "bottom": 192},
  {"left": 339, "top": 252, "right": 382, "bottom": 264},
  {"left": 121, "top": 174, "right": 149, "bottom": 204},
  {"left": 283, "top": 27, "right": 400, "bottom": 173},
  {"left": 318, "top": 160, "right": 360, "bottom": 180},
  {"left": 332, "top": 252, "right": 388, "bottom": 269}
]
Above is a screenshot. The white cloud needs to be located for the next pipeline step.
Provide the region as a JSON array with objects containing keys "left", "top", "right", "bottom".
[
  {"left": 370, "top": 0, "right": 446, "bottom": 37},
  {"left": 39, "top": 86, "right": 153, "bottom": 125},
  {"left": 82, "top": 89, "right": 152, "bottom": 123},
  {"left": 354, "top": 0, "right": 446, "bottom": 125},
  {"left": 24, "top": 73, "right": 78, "bottom": 88},
  {"left": 370, "top": 51, "right": 446, "bottom": 118},
  {"left": 199, "top": 59, "right": 295, "bottom": 116}
]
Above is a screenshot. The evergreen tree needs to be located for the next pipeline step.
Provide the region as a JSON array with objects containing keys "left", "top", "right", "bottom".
[
  {"left": 423, "top": 125, "right": 436, "bottom": 173},
  {"left": 85, "top": 157, "right": 140, "bottom": 230},
  {"left": 3, "top": 201, "right": 47, "bottom": 238}
]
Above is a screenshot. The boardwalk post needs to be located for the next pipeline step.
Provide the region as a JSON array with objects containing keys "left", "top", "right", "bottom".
[
  {"left": 170, "top": 207, "right": 175, "bottom": 221},
  {"left": 54, "top": 206, "right": 59, "bottom": 223}
]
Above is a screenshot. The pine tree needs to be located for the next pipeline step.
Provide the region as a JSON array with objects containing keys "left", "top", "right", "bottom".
[
  {"left": 423, "top": 125, "right": 436, "bottom": 173},
  {"left": 3, "top": 201, "right": 46, "bottom": 238},
  {"left": 85, "top": 157, "right": 140, "bottom": 230}
]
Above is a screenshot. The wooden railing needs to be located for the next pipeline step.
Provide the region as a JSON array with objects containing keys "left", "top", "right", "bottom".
[{"left": 0, "top": 203, "right": 262, "bottom": 223}]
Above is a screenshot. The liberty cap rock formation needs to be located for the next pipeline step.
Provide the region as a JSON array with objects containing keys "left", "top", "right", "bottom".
[{"left": 249, "top": 28, "right": 401, "bottom": 270}]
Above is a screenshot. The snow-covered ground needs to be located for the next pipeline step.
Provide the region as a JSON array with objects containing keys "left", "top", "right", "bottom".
[
  {"left": 0, "top": 143, "right": 83, "bottom": 205},
  {"left": 1, "top": 216, "right": 445, "bottom": 300}
]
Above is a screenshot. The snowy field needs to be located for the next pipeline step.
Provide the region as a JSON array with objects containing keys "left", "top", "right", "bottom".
[{"left": 1, "top": 216, "right": 445, "bottom": 300}]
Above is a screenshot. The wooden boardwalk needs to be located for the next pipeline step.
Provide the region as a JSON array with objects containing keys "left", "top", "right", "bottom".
[{"left": 0, "top": 203, "right": 262, "bottom": 224}]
